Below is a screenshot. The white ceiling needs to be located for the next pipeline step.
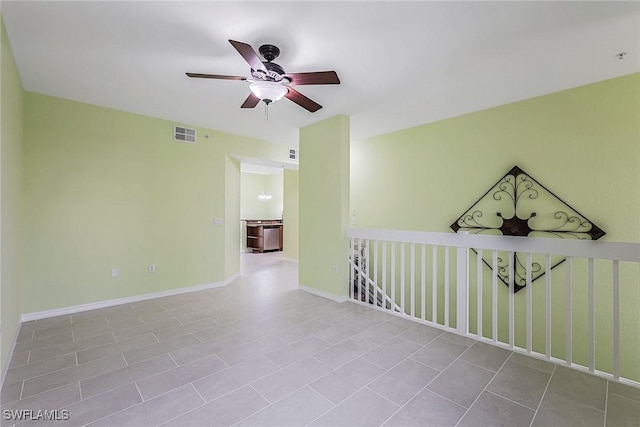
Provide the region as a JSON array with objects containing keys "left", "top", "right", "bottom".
[{"left": 2, "top": 1, "right": 639, "bottom": 147}]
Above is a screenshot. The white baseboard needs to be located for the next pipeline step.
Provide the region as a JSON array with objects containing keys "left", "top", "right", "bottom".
[
  {"left": 283, "top": 257, "right": 299, "bottom": 264},
  {"left": 21, "top": 273, "right": 241, "bottom": 323},
  {"left": 298, "top": 284, "right": 348, "bottom": 303},
  {"left": 1, "top": 319, "right": 22, "bottom": 387}
]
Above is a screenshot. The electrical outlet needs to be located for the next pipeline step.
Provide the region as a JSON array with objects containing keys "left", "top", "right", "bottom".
[
  {"left": 148, "top": 264, "right": 156, "bottom": 273},
  {"left": 111, "top": 268, "right": 119, "bottom": 278}
]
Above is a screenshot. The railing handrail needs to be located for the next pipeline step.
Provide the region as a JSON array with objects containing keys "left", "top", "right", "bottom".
[{"left": 347, "top": 228, "right": 640, "bottom": 262}]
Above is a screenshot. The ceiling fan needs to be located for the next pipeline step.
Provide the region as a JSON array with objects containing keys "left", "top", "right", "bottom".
[{"left": 186, "top": 40, "right": 340, "bottom": 113}]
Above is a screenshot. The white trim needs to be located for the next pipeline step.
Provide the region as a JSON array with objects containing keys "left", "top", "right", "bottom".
[
  {"left": 298, "top": 284, "right": 348, "bottom": 303},
  {"left": 20, "top": 273, "right": 240, "bottom": 322},
  {"left": 1, "top": 319, "right": 22, "bottom": 387},
  {"left": 283, "top": 257, "right": 299, "bottom": 264},
  {"left": 347, "top": 228, "right": 640, "bottom": 262}
]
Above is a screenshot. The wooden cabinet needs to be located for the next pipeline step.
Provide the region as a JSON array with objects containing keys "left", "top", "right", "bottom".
[{"left": 246, "top": 220, "right": 283, "bottom": 253}]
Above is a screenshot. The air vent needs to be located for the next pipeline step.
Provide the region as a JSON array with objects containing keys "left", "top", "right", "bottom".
[
  {"left": 174, "top": 125, "right": 197, "bottom": 143},
  {"left": 289, "top": 148, "right": 298, "bottom": 160}
]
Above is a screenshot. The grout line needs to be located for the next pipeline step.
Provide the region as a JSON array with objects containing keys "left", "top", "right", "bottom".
[
  {"left": 453, "top": 351, "right": 512, "bottom": 427},
  {"left": 529, "top": 363, "right": 557, "bottom": 427},
  {"left": 249, "top": 384, "right": 272, "bottom": 405},
  {"left": 78, "top": 381, "right": 83, "bottom": 401},
  {"left": 190, "top": 382, "right": 207, "bottom": 404}
]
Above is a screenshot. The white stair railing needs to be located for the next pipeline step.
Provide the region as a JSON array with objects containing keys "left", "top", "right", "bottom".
[{"left": 348, "top": 228, "right": 640, "bottom": 388}]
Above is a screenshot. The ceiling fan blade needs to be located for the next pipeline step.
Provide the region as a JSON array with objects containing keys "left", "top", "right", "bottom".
[
  {"left": 241, "top": 93, "right": 260, "bottom": 109},
  {"left": 229, "top": 40, "right": 266, "bottom": 72},
  {"left": 284, "top": 71, "right": 340, "bottom": 85},
  {"left": 285, "top": 87, "right": 322, "bottom": 112},
  {"left": 186, "top": 72, "right": 246, "bottom": 80}
]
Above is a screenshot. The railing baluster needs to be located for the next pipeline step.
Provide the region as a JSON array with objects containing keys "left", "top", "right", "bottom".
[
  {"left": 349, "top": 238, "right": 354, "bottom": 300},
  {"left": 526, "top": 252, "right": 532, "bottom": 354},
  {"left": 588, "top": 257, "right": 595, "bottom": 373},
  {"left": 509, "top": 251, "right": 514, "bottom": 348},
  {"left": 613, "top": 260, "right": 620, "bottom": 380},
  {"left": 391, "top": 243, "right": 396, "bottom": 309},
  {"left": 358, "top": 238, "right": 363, "bottom": 302},
  {"left": 566, "top": 256, "right": 573, "bottom": 366},
  {"left": 477, "top": 248, "right": 483, "bottom": 339},
  {"left": 492, "top": 250, "right": 498, "bottom": 344},
  {"left": 421, "top": 245, "right": 426, "bottom": 321},
  {"left": 432, "top": 246, "right": 438, "bottom": 325},
  {"left": 382, "top": 242, "right": 387, "bottom": 310},
  {"left": 374, "top": 240, "right": 379, "bottom": 307},
  {"left": 410, "top": 244, "right": 416, "bottom": 317},
  {"left": 444, "top": 246, "right": 450, "bottom": 328},
  {"left": 401, "top": 243, "right": 406, "bottom": 315},
  {"left": 365, "top": 240, "right": 371, "bottom": 305},
  {"left": 545, "top": 254, "right": 552, "bottom": 359}
]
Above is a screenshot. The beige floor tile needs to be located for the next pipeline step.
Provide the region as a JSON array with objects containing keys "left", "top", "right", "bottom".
[
  {"left": 0, "top": 381, "right": 23, "bottom": 406},
  {"left": 136, "top": 354, "right": 227, "bottom": 400},
  {"left": 236, "top": 386, "right": 334, "bottom": 427},
  {"left": 459, "top": 341, "right": 512, "bottom": 372},
  {"left": 410, "top": 336, "right": 468, "bottom": 370},
  {"left": 383, "top": 389, "right": 465, "bottom": 427},
  {"left": 547, "top": 365, "right": 607, "bottom": 410},
  {"left": 122, "top": 333, "right": 200, "bottom": 365},
  {"left": 362, "top": 337, "right": 421, "bottom": 369},
  {"left": 252, "top": 357, "right": 332, "bottom": 403},
  {"left": 216, "top": 335, "right": 287, "bottom": 366},
  {"left": 368, "top": 359, "right": 439, "bottom": 405},
  {"left": 161, "top": 385, "right": 268, "bottom": 427},
  {"left": 487, "top": 358, "right": 551, "bottom": 409},
  {"left": 532, "top": 391, "right": 604, "bottom": 427},
  {"left": 169, "top": 334, "right": 243, "bottom": 366},
  {"left": 1, "top": 383, "right": 80, "bottom": 414},
  {"left": 89, "top": 384, "right": 203, "bottom": 427},
  {"left": 509, "top": 351, "right": 555, "bottom": 374},
  {"left": 356, "top": 321, "right": 410, "bottom": 345},
  {"left": 264, "top": 336, "right": 330, "bottom": 367},
  {"left": 312, "top": 337, "right": 378, "bottom": 369},
  {"left": 309, "top": 388, "right": 399, "bottom": 427},
  {"left": 21, "top": 354, "right": 126, "bottom": 398},
  {"left": 193, "top": 356, "right": 279, "bottom": 402},
  {"left": 152, "top": 318, "right": 217, "bottom": 341},
  {"left": 605, "top": 393, "right": 640, "bottom": 426},
  {"left": 28, "top": 333, "right": 116, "bottom": 364},
  {"left": 274, "top": 320, "right": 331, "bottom": 343},
  {"left": 427, "top": 360, "right": 495, "bottom": 408},
  {"left": 310, "top": 358, "right": 385, "bottom": 404},
  {"left": 77, "top": 332, "right": 158, "bottom": 363},
  {"left": 457, "top": 391, "right": 534, "bottom": 427},
  {"left": 8, "top": 351, "right": 29, "bottom": 369},
  {"left": 313, "top": 321, "right": 369, "bottom": 345},
  {"left": 609, "top": 380, "right": 640, "bottom": 402},
  {"left": 13, "top": 332, "right": 74, "bottom": 354},
  {"left": 398, "top": 323, "right": 443, "bottom": 345},
  {"left": 113, "top": 318, "right": 181, "bottom": 341},
  {"left": 80, "top": 354, "right": 176, "bottom": 399},
  {"left": 4, "top": 353, "right": 77, "bottom": 385},
  {"left": 23, "top": 384, "right": 142, "bottom": 427}
]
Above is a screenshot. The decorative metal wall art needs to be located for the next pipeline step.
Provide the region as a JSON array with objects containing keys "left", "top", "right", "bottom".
[{"left": 450, "top": 165, "right": 605, "bottom": 292}]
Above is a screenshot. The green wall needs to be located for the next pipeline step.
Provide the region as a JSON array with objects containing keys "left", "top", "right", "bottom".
[
  {"left": 299, "top": 115, "right": 350, "bottom": 297},
  {"left": 0, "top": 15, "right": 24, "bottom": 373},
  {"left": 240, "top": 172, "right": 283, "bottom": 220},
  {"left": 283, "top": 169, "right": 299, "bottom": 260},
  {"left": 21, "top": 92, "right": 290, "bottom": 315},
  {"left": 351, "top": 73, "right": 640, "bottom": 381}
]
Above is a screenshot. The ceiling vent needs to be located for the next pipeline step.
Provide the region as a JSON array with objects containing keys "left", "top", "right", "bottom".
[
  {"left": 289, "top": 148, "right": 298, "bottom": 160},
  {"left": 174, "top": 125, "right": 197, "bottom": 143}
]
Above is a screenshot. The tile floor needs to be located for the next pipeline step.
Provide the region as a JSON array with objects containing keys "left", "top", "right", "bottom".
[{"left": 1, "top": 252, "right": 639, "bottom": 426}]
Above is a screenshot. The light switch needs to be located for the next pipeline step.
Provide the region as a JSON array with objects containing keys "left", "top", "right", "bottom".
[{"left": 214, "top": 217, "right": 222, "bottom": 225}]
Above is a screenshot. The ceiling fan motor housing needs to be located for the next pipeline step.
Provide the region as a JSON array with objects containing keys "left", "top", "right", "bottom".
[{"left": 259, "top": 44, "right": 280, "bottom": 62}]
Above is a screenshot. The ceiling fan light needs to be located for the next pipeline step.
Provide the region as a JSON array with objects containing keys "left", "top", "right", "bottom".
[{"left": 249, "top": 81, "right": 288, "bottom": 104}]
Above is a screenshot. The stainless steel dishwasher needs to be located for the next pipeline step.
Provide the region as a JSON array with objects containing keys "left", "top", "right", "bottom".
[{"left": 263, "top": 226, "right": 280, "bottom": 251}]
